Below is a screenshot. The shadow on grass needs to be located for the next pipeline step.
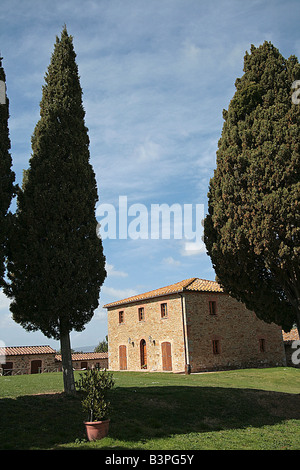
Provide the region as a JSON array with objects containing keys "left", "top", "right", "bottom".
[{"left": 0, "top": 386, "right": 299, "bottom": 449}]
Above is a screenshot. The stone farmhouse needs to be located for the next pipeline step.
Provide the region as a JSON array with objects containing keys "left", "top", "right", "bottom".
[{"left": 104, "top": 277, "right": 286, "bottom": 373}]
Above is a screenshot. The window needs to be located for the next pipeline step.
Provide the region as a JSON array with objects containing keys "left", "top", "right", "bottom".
[
  {"left": 161, "top": 303, "right": 168, "bottom": 318},
  {"left": 209, "top": 300, "right": 217, "bottom": 315},
  {"left": 259, "top": 338, "right": 266, "bottom": 352},
  {"left": 212, "top": 340, "right": 220, "bottom": 355},
  {"left": 138, "top": 307, "right": 145, "bottom": 321},
  {"left": 119, "top": 311, "right": 124, "bottom": 324}
]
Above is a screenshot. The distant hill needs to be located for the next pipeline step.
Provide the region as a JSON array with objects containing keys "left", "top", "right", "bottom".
[{"left": 73, "top": 345, "right": 98, "bottom": 353}]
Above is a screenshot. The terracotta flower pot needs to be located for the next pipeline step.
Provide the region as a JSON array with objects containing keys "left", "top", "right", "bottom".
[{"left": 84, "top": 419, "right": 110, "bottom": 441}]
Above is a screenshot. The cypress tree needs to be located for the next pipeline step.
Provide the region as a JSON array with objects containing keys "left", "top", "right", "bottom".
[
  {"left": 5, "top": 28, "right": 106, "bottom": 393},
  {"left": 0, "top": 57, "right": 15, "bottom": 284},
  {"left": 204, "top": 42, "right": 300, "bottom": 335}
]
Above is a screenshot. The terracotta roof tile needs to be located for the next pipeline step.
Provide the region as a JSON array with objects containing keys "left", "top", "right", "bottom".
[
  {"left": 186, "top": 278, "right": 223, "bottom": 293},
  {"left": 104, "top": 277, "right": 223, "bottom": 308},
  {"left": 55, "top": 352, "right": 108, "bottom": 362},
  {"left": 0, "top": 345, "right": 56, "bottom": 357}
]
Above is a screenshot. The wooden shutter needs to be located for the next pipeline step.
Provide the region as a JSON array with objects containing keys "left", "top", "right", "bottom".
[{"left": 161, "top": 342, "right": 172, "bottom": 371}]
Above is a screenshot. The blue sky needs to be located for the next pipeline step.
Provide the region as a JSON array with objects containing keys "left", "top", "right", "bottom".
[{"left": 0, "top": 0, "right": 299, "bottom": 350}]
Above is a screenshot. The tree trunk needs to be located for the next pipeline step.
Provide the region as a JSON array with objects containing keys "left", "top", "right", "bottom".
[{"left": 60, "top": 328, "right": 75, "bottom": 394}]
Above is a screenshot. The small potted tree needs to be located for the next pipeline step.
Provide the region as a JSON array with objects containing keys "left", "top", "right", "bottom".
[{"left": 76, "top": 368, "right": 115, "bottom": 441}]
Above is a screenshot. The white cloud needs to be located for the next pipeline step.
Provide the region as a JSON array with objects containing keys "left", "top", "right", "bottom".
[
  {"left": 105, "top": 263, "right": 128, "bottom": 278},
  {"left": 0, "top": 289, "right": 10, "bottom": 310},
  {"left": 0, "top": 290, "right": 14, "bottom": 330},
  {"left": 163, "top": 256, "right": 181, "bottom": 267},
  {"left": 93, "top": 307, "right": 107, "bottom": 322},
  {"left": 181, "top": 241, "right": 207, "bottom": 257},
  {"left": 134, "top": 138, "right": 162, "bottom": 163},
  {"left": 182, "top": 40, "right": 202, "bottom": 62},
  {"left": 0, "top": 311, "right": 13, "bottom": 330},
  {"left": 102, "top": 286, "right": 138, "bottom": 301}
]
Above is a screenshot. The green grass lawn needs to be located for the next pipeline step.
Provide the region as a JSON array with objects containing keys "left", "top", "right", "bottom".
[{"left": 0, "top": 367, "right": 299, "bottom": 450}]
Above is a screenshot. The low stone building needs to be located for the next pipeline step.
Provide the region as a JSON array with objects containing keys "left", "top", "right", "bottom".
[
  {"left": 0, "top": 346, "right": 109, "bottom": 375},
  {"left": 104, "top": 277, "right": 286, "bottom": 373},
  {"left": 55, "top": 352, "right": 108, "bottom": 371},
  {"left": 0, "top": 345, "right": 57, "bottom": 375}
]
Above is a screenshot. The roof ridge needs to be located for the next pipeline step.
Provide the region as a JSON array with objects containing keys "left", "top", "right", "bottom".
[
  {"left": 55, "top": 352, "right": 108, "bottom": 360},
  {"left": 0, "top": 345, "right": 57, "bottom": 356},
  {"left": 141, "top": 277, "right": 195, "bottom": 293},
  {"left": 104, "top": 280, "right": 178, "bottom": 308},
  {"left": 182, "top": 277, "right": 198, "bottom": 290},
  {"left": 4, "top": 345, "right": 53, "bottom": 348},
  {"left": 103, "top": 277, "right": 223, "bottom": 308}
]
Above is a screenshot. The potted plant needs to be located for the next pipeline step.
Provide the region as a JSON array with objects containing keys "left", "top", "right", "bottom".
[{"left": 76, "top": 368, "right": 115, "bottom": 441}]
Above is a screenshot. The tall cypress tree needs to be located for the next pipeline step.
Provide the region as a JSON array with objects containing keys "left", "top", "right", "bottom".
[
  {"left": 204, "top": 42, "right": 300, "bottom": 335},
  {"left": 5, "top": 28, "right": 106, "bottom": 393},
  {"left": 0, "top": 57, "right": 15, "bottom": 284}
]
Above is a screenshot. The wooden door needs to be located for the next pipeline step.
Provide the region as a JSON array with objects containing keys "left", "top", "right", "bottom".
[
  {"left": 119, "top": 345, "right": 127, "bottom": 370},
  {"left": 140, "top": 339, "right": 147, "bottom": 369},
  {"left": 161, "top": 342, "right": 172, "bottom": 371},
  {"left": 31, "top": 359, "right": 42, "bottom": 374}
]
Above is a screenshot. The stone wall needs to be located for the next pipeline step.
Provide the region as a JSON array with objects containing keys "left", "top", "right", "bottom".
[
  {"left": 107, "top": 294, "right": 186, "bottom": 372},
  {"left": 185, "top": 291, "right": 286, "bottom": 372},
  {"left": 1, "top": 353, "right": 57, "bottom": 375},
  {"left": 71, "top": 358, "right": 108, "bottom": 370}
]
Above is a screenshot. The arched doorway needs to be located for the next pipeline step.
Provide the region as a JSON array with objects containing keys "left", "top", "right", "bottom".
[{"left": 140, "top": 339, "right": 147, "bottom": 369}]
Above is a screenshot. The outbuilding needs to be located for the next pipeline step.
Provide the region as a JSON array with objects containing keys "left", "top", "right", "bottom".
[
  {"left": 55, "top": 352, "right": 108, "bottom": 371},
  {"left": 0, "top": 345, "right": 57, "bottom": 375}
]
